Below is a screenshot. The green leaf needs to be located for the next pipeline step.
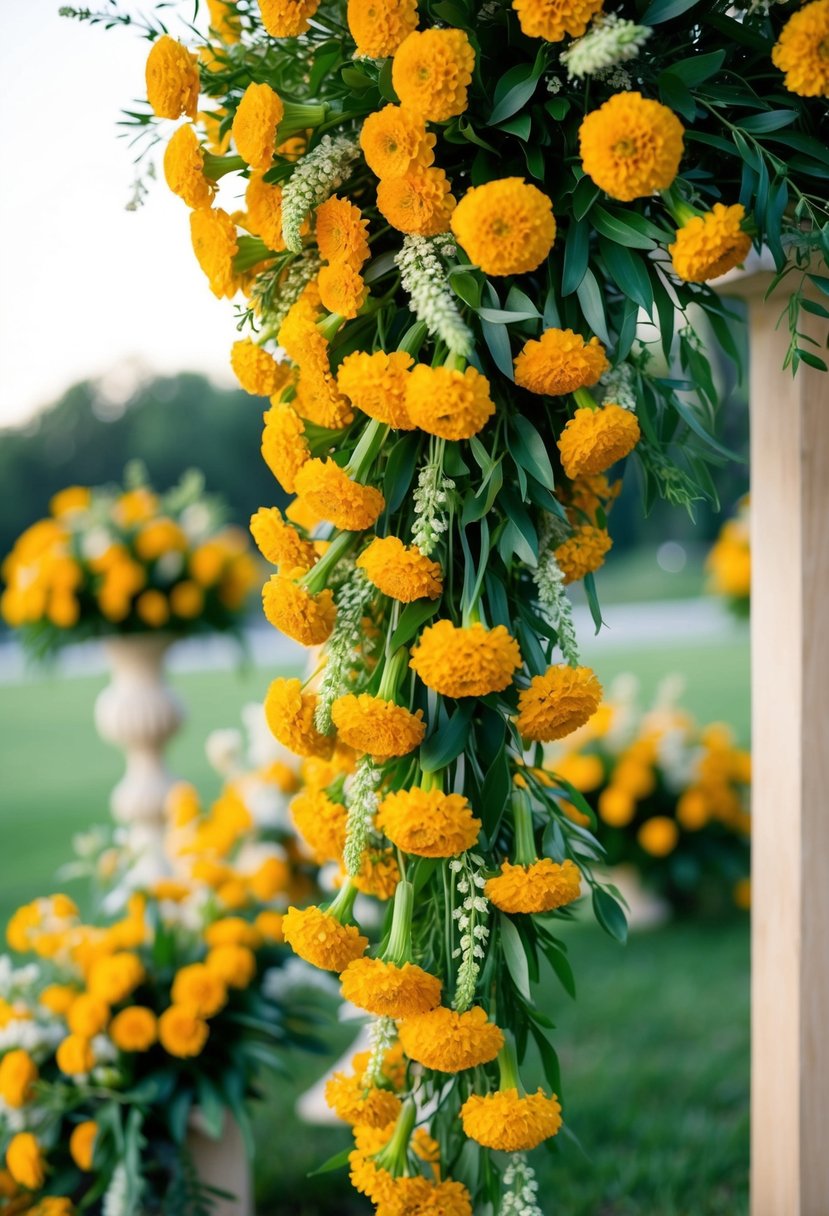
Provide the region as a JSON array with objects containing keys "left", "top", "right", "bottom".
[
  {"left": 500, "top": 915, "right": 531, "bottom": 999},
  {"left": 450, "top": 271, "right": 482, "bottom": 309},
  {"left": 481, "top": 318, "right": 514, "bottom": 378},
  {"left": 642, "top": 0, "right": 701, "bottom": 23},
  {"left": 583, "top": 572, "right": 603, "bottom": 633},
  {"left": 665, "top": 49, "right": 725, "bottom": 86},
  {"left": 390, "top": 598, "right": 439, "bottom": 649},
  {"left": 599, "top": 239, "right": 654, "bottom": 315},
  {"left": 562, "top": 219, "right": 590, "bottom": 296},
  {"left": 496, "top": 113, "right": 531, "bottom": 140},
  {"left": 478, "top": 306, "right": 539, "bottom": 323},
  {"left": 591, "top": 205, "right": 658, "bottom": 250},
  {"left": 420, "top": 701, "right": 474, "bottom": 770},
  {"left": 308, "top": 1148, "right": 352, "bottom": 1177},
  {"left": 383, "top": 435, "right": 420, "bottom": 513},
  {"left": 576, "top": 268, "right": 609, "bottom": 345},
  {"left": 543, "top": 940, "right": 577, "bottom": 998},
  {"left": 737, "top": 110, "right": 799, "bottom": 134},
  {"left": 509, "top": 416, "right": 556, "bottom": 489},
  {"left": 488, "top": 47, "right": 547, "bottom": 125},
  {"left": 340, "top": 66, "right": 373, "bottom": 91},
  {"left": 671, "top": 396, "right": 744, "bottom": 461},
  {"left": 592, "top": 886, "right": 628, "bottom": 944}
]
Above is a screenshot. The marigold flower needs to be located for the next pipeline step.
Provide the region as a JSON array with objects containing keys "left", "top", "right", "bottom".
[
  {"left": 638, "top": 815, "right": 679, "bottom": 856},
  {"left": 163, "top": 123, "right": 215, "bottom": 209},
  {"left": 337, "top": 350, "right": 415, "bottom": 429},
  {"left": 331, "top": 694, "right": 425, "bottom": 758},
  {"left": 451, "top": 177, "right": 556, "bottom": 276},
  {"left": 325, "top": 1068, "right": 402, "bottom": 1127},
  {"left": 207, "top": 0, "right": 242, "bottom": 41},
  {"left": 205, "top": 944, "right": 257, "bottom": 988},
  {"left": 315, "top": 196, "right": 370, "bottom": 268},
  {"left": 579, "top": 92, "right": 684, "bottom": 201},
  {"left": 461, "top": 1087, "right": 562, "bottom": 1150},
  {"left": 87, "top": 952, "right": 145, "bottom": 1004},
  {"left": 56, "top": 1034, "right": 95, "bottom": 1076},
  {"left": 264, "top": 677, "right": 335, "bottom": 758},
  {"left": 250, "top": 506, "right": 317, "bottom": 571},
  {"left": 231, "top": 339, "right": 290, "bottom": 397},
  {"left": 109, "top": 1005, "right": 158, "bottom": 1052},
  {"left": 39, "top": 984, "right": 77, "bottom": 1016},
  {"left": 668, "top": 203, "right": 752, "bottom": 282},
  {"left": 350, "top": 848, "right": 401, "bottom": 900},
  {"left": 558, "top": 403, "right": 641, "bottom": 478},
  {"left": 378, "top": 787, "right": 480, "bottom": 857},
  {"left": 555, "top": 524, "right": 612, "bottom": 584},
  {"left": 398, "top": 1005, "right": 503, "bottom": 1072},
  {"left": 377, "top": 167, "right": 456, "bottom": 237},
  {"left": 232, "top": 81, "right": 284, "bottom": 170},
  {"left": 294, "top": 459, "right": 386, "bottom": 531},
  {"left": 171, "top": 962, "right": 228, "bottom": 1017},
  {"left": 376, "top": 1176, "right": 473, "bottom": 1216},
  {"left": 516, "top": 664, "right": 602, "bottom": 742},
  {"left": 190, "top": 206, "right": 241, "bottom": 299},
  {"left": 410, "top": 620, "right": 521, "bottom": 698},
  {"left": 262, "top": 573, "right": 336, "bottom": 645},
  {"left": 135, "top": 589, "right": 169, "bottom": 627},
  {"left": 340, "top": 957, "right": 442, "bottom": 1017},
  {"left": 255, "top": 910, "right": 285, "bottom": 942},
  {"left": 290, "top": 788, "right": 348, "bottom": 862},
  {"left": 245, "top": 172, "right": 287, "bottom": 251},
  {"left": 283, "top": 905, "right": 369, "bottom": 971},
  {"left": 258, "top": 0, "right": 322, "bottom": 37},
  {"left": 392, "top": 28, "right": 475, "bottom": 122},
  {"left": 158, "top": 1004, "right": 210, "bottom": 1058},
  {"left": 294, "top": 363, "right": 355, "bottom": 430},
  {"left": 0, "top": 1050, "right": 38, "bottom": 1108},
  {"left": 67, "top": 993, "right": 110, "bottom": 1038},
  {"left": 486, "top": 857, "right": 581, "bottom": 913},
  {"left": 145, "top": 35, "right": 199, "bottom": 120},
  {"left": 772, "top": 0, "right": 829, "bottom": 97},
  {"left": 514, "top": 328, "right": 609, "bottom": 396},
  {"left": 360, "top": 105, "right": 435, "bottom": 179},
  {"left": 357, "top": 536, "right": 442, "bottom": 602},
  {"left": 318, "top": 263, "right": 369, "bottom": 318},
  {"left": 261, "top": 402, "right": 310, "bottom": 494},
  {"left": 6, "top": 1133, "right": 44, "bottom": 1190},
  {"left": 405, "top": 364, "right": 495, "bottom": 441},
  {"left": 512, "top": 0, "right": 603, "bottom": 41},
  {"left": 348, "top": 0, "right": 418, "bottom": 58}
]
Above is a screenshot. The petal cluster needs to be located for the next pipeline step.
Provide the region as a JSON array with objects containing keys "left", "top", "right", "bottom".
[
  {"left": 460, "top": 1088, "right": 562, "bottom": 1150},
  {"left": 516, "top": 664, "right": 603, "bottom": 742},
  {"left": 410, "top": 620, "right": 521, "bottom": 698},
  {"left": 485, "top": 858, "right": 582, "bottom": 913}
]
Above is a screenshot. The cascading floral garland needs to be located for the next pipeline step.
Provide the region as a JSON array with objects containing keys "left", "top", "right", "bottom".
[{"left": 62, "top": 0, "right": 827, "bottom": 1210}]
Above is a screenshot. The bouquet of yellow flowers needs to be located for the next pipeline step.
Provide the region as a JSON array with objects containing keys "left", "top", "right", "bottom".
[
  {"left": 543, "top": 676, "right": 751, "bottom": 913},
  {"left": 1, "top": 466, "right": 257, "bottom": 658},
  {"left": 63, "top": 0, "right": 824, "bottom": 1208},
  {"left": 707, "top": 494, "right": 751, "bottom": 614}
]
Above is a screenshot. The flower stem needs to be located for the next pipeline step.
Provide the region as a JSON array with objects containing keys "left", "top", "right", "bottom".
[
  {"left": 496, "top": 1034, "right": 525, "bottom": 1094},
  {"left": 374, "top": 1098, "right": 416, "bottom": 1177},
  {"left": 572, "top": 387, "right": 598, "bottom": 411},
  {"left": 512, "top": 792, "right": 538, "bottom": 867},
  {"left": 384, "top": 879, "right": 415, "bottom": 966},
  {"left": 377, "top": 646, "right": 409, "bottom": 702},
  {"left": 661, "top": 185, "right": 697, "bottom": 227},
  {"left": 202, "top": 152, "right": 246, "bottom": 181},
  {"left": 278, "top": 101, "right": 328, "bottom": 139},
  {"left": 349, "top": 418, "right": 389, "bottom": 482},
  {"left": 302, "top": 531, "right": 355, "bottom": 593},
  {"left": 325, "top": 877, "right": 358, "bottom": 924},
  {"left": 397, "top": 321, "right": 428, "bottom": 357}
]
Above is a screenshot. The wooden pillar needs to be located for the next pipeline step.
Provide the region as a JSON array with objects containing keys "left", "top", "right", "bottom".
[{"left": 744, "top": 281, "right": 829, "bottom": 1215}]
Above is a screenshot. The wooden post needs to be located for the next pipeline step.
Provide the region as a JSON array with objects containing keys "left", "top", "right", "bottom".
[{"left": 741, "top": 280, "right": 829, "bottom": 1215}]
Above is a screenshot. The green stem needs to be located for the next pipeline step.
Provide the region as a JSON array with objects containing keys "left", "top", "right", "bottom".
[
  {"left": 660, "top": 186, "right": 696, "bottom": 227},
  {"left": 397, "top": 321, "right": 428, "bottom": 358},
  {"left": 512, "top": 792, "right": 538, "bottom": 867},
  {"left": 316, "top": 313, "right": 344, "bottom": 341},
  {"left": 325, "top": 877, "right": 359, "bottom": 924},
  {"left": 302, "top": 531, "right": 356, "bottom": 594},
  {"left": 349, "top": 418, "right": 388, "bottom": 482},
  {"left": 572, "top": 386, "right": 598, "bottom": 411},
  {"left": 377, "top": 646, "right": 409, "bottom": 702},
  {"left": 278, "top": 101, "right": 328, "bottom": 140},
  {"left": 419, "top": 767, "right": 444, "bottom": 793},
  {"left": 384, "top": 879, "right": 415, "bottom": 967},
  {"left": 444, "top": 350, "right": 467, "bottom": 372},
  {"left": 373, "top": 1098, "right": 416, "bottom": 1176},
  {"left": 496, "top": 1034, "right": 524, "bottom": 1094},
  {"left": 233, "top": 237, "right": 275, "bottom": 273},
  {"left": 202, "top": 152, "right": 246, "bottom": 181}
]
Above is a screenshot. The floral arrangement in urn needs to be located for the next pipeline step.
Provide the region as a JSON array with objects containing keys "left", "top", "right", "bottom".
[
  {"left": 1, "top": 466, "right": 257, "bottom": 659},
  {"left": 543, "top": 676, "right": 751, "bottom": 912},
  {"left": 706, "top": 494, "right": 751, "bottom": 614},
  {"left": 0, "top": 707, "right": 324, "bottom": 1215}
]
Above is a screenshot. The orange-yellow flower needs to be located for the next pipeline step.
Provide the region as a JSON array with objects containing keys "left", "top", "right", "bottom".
[
  {"left": 410, "top": 620, "right": 522, "bottom": 698},
  {"left": 158, "top": 1005, "right": 209, "bottom": 1058},
  {"left": 56, "top": 1034, "right": 95, "bottom": 1076},
  {"left": 638, "top": 815, "right": 680, "bottom": 856},
  {"left": 514, "top": 328, "right": 609, "bottom": 396},
  {"left": 245, "top": 172, "right": 287, "bottom": 251},
  {"left": 207, "top": 0, "right": 242, "bottom": 42},
  {"left": 315, "top": 196, "right": 370, "bottom": 268},
  {"left": 283, "top": 905, "right": 368, "bottom": 972},
  {"left": 190, "top": 207, "right": 241, "bottom": 299},
  {"left": 294, "top": 363, "right": 355, "bottom": 430},
  {"left": 262, "top": 574, "right": 336, "bottom": 646},
  {"left": 145, "top": 35, "right": 199, "bottom": 120},
  {"left": 294, "top": 460, "right": 385, "bottom": 531},
  {"left": 6, "top": 1133, "right": 45, "bottom": 1190},
  {"left": 264, "top": 677, "right": 335, "bottom": 758},
  {"left": 377, "top": 167, "right": 456, "bottom": 237},
  {"left": 357, "top": 536, "right": 442, "bottom": 602},
  {"left": 348, "top": 0, "right": 419, "bottom": 58},
  {"left": 232, "top": 81, "right": 284, "bottom": 170},
  {"left": 205, "top": 944, "right": 257, "bottom": 988},
  {"left": 398, "top": 1006, "right": 503, "bottom": 1072},
  {"left": 331, "top": 694, "right": 425, "bottom": 758},
  {"left": 67, "top": 993, "right": 110, "bottom": 1038},
  {"left": 554, "top": 524, "right": 612, "bottom": 584},
  {"left": 171, "top": 963, "right": 227, "bottom": 1017},
  {"left": 340, "top": 957, "right": 442, "bottom": 1017},
  {"left": 378, "top": 787, "right": 480, "bottom": 857},
  {"left": 392, "top": 28, "right": 475, "bottom": 122},
  {"left": 69, "top": 1121, "right": 98, "bottom": 1171},
  {"left": 405, "top": 364, "right": 495, "bottom": 440},
  {"left": 360, "top": 105, "right": 435, "bottom": 179},
  {"left": 579, "top": 92, "right": 684, "bottom": 202},
  {"left": 231, "top": 339, "right": 291, "bottom": 397},
  {"left": 109, "top": 1005, "right": 158, "bottom": 1052},
  {"left": 558, "top": 403, "right": 641, "bottom": 478},
  {"left": 261, "top": 402, "right": 309, "bottom": 494},
  {"left": 87, "top": 952, "right": 145, "bottom": 1004},
  {"left": 451, "top": 177, "right": 556, "bottom": 275},
  {"left": 772, "top": 0, "right": 829, "bottom": 97},
  {"left": 461, "top": 1088, "right": 562, "bottom": 1150},
  {"left": 163, "top": 123, "right": 215, "bottom": 209},
  {"left": 516, "top": 664, "right": 602, "bottom": 742},
  {"left": 258, "top": 0, "right": 322, "bottom": 37},
  {"left": 0, "top": 1050, "right": 38, "bottom": 1108},
  {"left": 512, "top": 0, "right": 603, "bottom": 41},
  {"left": 325, "top": 1063, "right": 402, "bottom": 1127},
  {"left": 290, "top": 788, "right": 348, "bottom": 862},
  {"left": 337, "top": 350, "right": 415, "bottom": 429},
  {"left": 318, "top": 263, "right": 369, "bottom": 319},
  {"left": 350, "top": 848, "right": 401, "bottom": 901},
  {"left": 250, "top": 506, "right": 317, "bottom": 571},
  {"left": 485, "top": 858, "right": 581, "bottom": 913},
  {"left": 668, "top": 203, "right": 752, "bottom": 282}
]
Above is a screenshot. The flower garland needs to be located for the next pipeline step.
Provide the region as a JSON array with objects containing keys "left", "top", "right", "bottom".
[{"left": 64, "top": 0, "right": 826, "bottom": 1208}]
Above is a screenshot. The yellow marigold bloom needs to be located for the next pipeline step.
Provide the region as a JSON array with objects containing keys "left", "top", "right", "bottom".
[
  {"left": 232, "top": 81, "right": 284, "bottom": 170},
  {"left": 231, "top": 339, "right": 290, "bottom": 397},
  {"left": 579, "top": 92, "right": 684, "bottom": 202},
  {"left": 163, "top": 123, "right": 214, "bottom": 209},
  {"left": 348, "top": 0, "right": 418, "bottom": 58},
  {"left": 337, "top": 350, "right": 415, "bottom": 429},
  {"left": 378, "top": 787, "right": 480, "bottom": 857},
  {"left": 290, "top": 788, "right": 347, "bottom": 862},
  {"left": 169, "top": 580, "right": 204, "bottom": 619},
  {"left": 283, "top": 905, "right": 368, "bottom": 972},
  {"left": 340, "top": 957, "right": 442, "bottom": 1017},
  {"left": 159, "top": 1004, "right": 210, "bottom": 1058},
  {"left": 360, "top": 105, "right": 435, "bottom": 180},
  {"left": 255, "top": 910, "right": 285, "bottom": 942},
  {"left": 486, "top": 858, "right": 581, "bottom": 913},
  {"left": 512, "top": 0, "right": 603, "bottom": 40},
  {"left": 205, "top": 917, "right": 262, "bottom": 950},
  {"left": 136, "top": 589, "right": 169, "bottom": 627},
  {"left": 49, "top": 485, "right": 90, "bottom": 516},
  {"left": 294, "top": 459, "right": 385, "bottom": 531},
  {"left": 325, "top": 1068, "right": 402, "bottom": 1128},
  {"left": 206, "top": 944, "right": 257, "bottom": 988},
  {"left": 56, "top": 1034, "right": 95, "bottom": 1076},
  {"left": 6, "top": 1133, "right": 45, "bottom": 1190},
  {"left": 405, "top": 364, "right": 495, "bottom": 441},
  {"left": 207, "top": 0, "right": 242, "bottom": 42},
  {"left": 392, "top": 28, "right": 475, "bottom": 122},
  {"left": 357, "top": 536, "right": 442, "bottom": 602},
  {"left": 190, "top": 206, "right": 241, "bottom": 299},
  {"left": 598, "top": 785, "right": 635, "bottom": 827},
  {"left": 461, "top": 1088, "right": 562, "bottom": 1150},
  {"left": 265, "top": 676, "right": 334, "bottom": 758},
  {"left": 39, "top": 984, "right": 77, "bottom": 1016},
  {"left": 514, "top": 328, "right": 609, "bottom": 396},
  {"left": 562, "top": 471, "right": 621, "bottom": 523},
  {"left": 350, "top": 848, "right": 401, "bottom": 900},
  {"left": 88, "top": 953, "right": 145, "bottom": 1005},
  {"left": 250, "top": 506, "right": 317, "bottom": 571},
  {"left": 278, "top": 281, "right": 325, "bottom": 361},
  {"left": 516, "top": 664, "right": 602, "bottom": 742},
  {"left": 410, "top": 620, "right": 521, "bottom": 698},
  {"left": 331, "top": 694, "right": 425, "bottom": 758},
  {"left": 67, "top": 994, "right": 110, "bottom": 1038},
  {"left": 262, "top": 573, "right": 336, "bottom": 645},
  {"left": 258, "top": 0, "right": 322, "bottom": 36},
  {"left": 669, "top": 203, "right": 752, "bottom": 282},
  {"left": 450, "top": 177, "right": 556, "bottom": 276},
  {"left": 135, "top": 518, "right": 188, "bottom": 560},
  {"left": 378, "top": 1176, "right": 472, "bottom": 1216},
  {"left": 294, "top": 363, "right": 355, "bottom": 430},
  {"left": 261, "top": 402, "right": 310, "bottom": 494},
  {"left": 318, "top": 263, "right": 369, "bottom": 319},
  {"left": 109, "top": 1005, "right": 158, "bottom": 1052},
  {"left": 398, "top": 1006, "right": 503, "bottom": 1072},
  {"left": 0, "top": 1050, "right": 38, "bottom": 1108},
  {"left": 245, "top": 172, "right": 287, "bottom": 251},
  {"left": 555, "top": 524, "right": 612, "bottom": 584},
  {"left": 772, "top": 0, "right": 829, "bottom": 96},
  {"left": 558, "top": 403, "right": 641, "bottom": 478},
  {"left": 377, "top": 166, "right": 456, "bottom": 236},
  {"left": 315, "top": 196, "right": 370, "bottom": 268},
  {"left": 69, "top": 1121, "right": 98, "bottom": 1172},
  {"left": 171, "top": 963, "right": 227, "bottom": 1017},
  {"left": 638, "top": 815, "right": 680, "bottom": 857},
  {"left": 145, "top": 35, "right": 199, "bottom": 120}
]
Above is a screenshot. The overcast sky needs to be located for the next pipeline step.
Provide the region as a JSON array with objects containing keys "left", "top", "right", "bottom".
[{"left": 0, "top": 1, "right": 236, "bottom": 429}]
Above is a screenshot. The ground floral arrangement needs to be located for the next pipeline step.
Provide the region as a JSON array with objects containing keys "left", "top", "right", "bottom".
[
  {"left": 0, "top": 705, "right": 330, "bottom": 1214},
  {"left": 57, "top": 0, "right": 829, "bottom": 1211},
  {"left": 0, "top": 466, "right": 257, "bottom": 658},
  {"left": 543, "top": 675, "right": 751, "bottom": 913},
  {"left": 707, "top": 494, "right": 750, "bottom": 614}
]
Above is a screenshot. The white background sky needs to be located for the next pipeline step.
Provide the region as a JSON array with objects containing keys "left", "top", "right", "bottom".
[{"left": 0, "top": 1, "right": 236, "bottom": 429}]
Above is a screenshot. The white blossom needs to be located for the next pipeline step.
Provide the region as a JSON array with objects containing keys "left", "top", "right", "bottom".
[
  {"left": 315, "top": 569, "right": 377, "bottom": 734},
  {"left": 205, "top": 727, "right": 244, "bottom": 777},
  {"left": 102, "top": 1163, "right": 131, "bottom": 1216},
  {"left": 499, "top": 1154, "right": 544, "bottom": 1216},
  {"left": 599, "top": 360, "right": 638, "bottom": 411},
  {"left": 534, "top": 516, "right": 580, "bottom": 666},
  {"left": 344, "top": 755, "right": 382, "bottom": 875},
  {"left": 395, "top": 236, "right": 473, "bottom": 356},
  {"left": 561, "top": 15, "right": 652, "bottom": 80},
  {"left": 451, "top": 852, "right": 490, "bottom": 1011},
  {"left": 281, "top": 135, "right": 361, "bottom": 252},
  {"left": 364, "top": 1016, "right": 398, "bottom": 1085},
  {"left": 412, "top": 452, "right": 455, "bottom": 557}
]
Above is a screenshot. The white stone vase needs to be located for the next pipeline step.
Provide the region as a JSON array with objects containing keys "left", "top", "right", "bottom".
[
  {"left": 187, "top": 1110, "right": 254, "bottom": 1216},
  {"left": 94, "top": 633, "right": 184, "bottom": 869}
]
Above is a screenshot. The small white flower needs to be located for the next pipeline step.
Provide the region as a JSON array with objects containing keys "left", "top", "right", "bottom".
[
  {"left": 395, "top": 236, "right": 473, "bottom": 356},
  {"left": 281, "top": 135, "right": 361, "bottom": 252},
  {"left": 561, "top": 15, "right": 652, "bottom": 80}
]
